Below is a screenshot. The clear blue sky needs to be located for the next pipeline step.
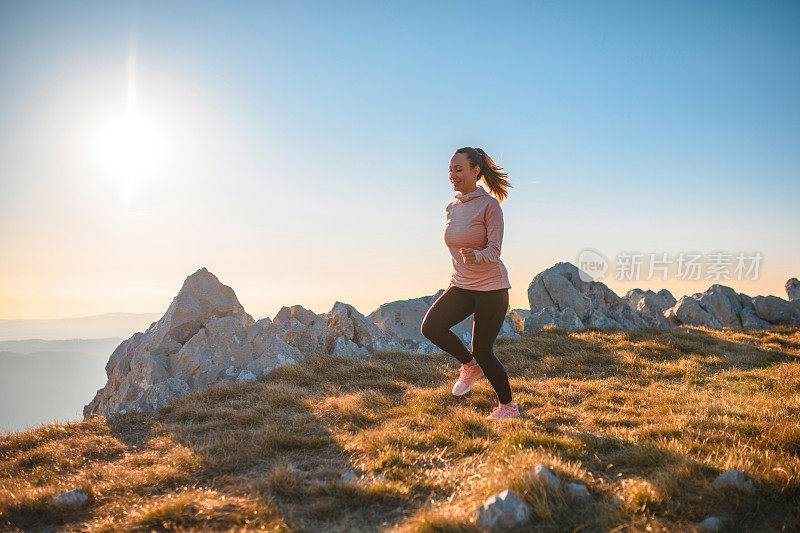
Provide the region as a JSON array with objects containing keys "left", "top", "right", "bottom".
[{"left": 1, "top": 0, "right": 798, "bottom": 319}]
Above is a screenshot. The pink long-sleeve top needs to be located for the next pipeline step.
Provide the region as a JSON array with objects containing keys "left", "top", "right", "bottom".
[{"left": 443, "top": 185, "right": 511, "bottom": 291}]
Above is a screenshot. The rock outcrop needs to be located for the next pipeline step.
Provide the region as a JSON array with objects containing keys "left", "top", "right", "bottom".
[
  {"left": 507, "top": 309, "right": 530, "bottom": 333},
  {"left": 659, "top": 284, "right": 799, "bottom": 330},
  {"left": 84, "top": 268, "right": 306, "bottom": 417},
  {"left": 752, "top": 295, "right": 800, "bottom": 325},
  {"left": 475, "top": 489, "right": 530, "bottom": 532},
  {"left": 327, "top": 301, "right": 404, "bottom": 357},
  {"left": 273, "top": 305, "right": 330, "bottom": 357},
  {"left": 367, "top": 290, "right": 465, "bottom": 353},
  {"left": 524, "top": 262, "right": 662, "bottom": 333},
  {"left": 85, "top": 269, "right": 524, "bottom": 418},
  {"left": 367, "top": 290, "right": 520, "bottom": 354},
  {"left": 85, "top": 263, "right": 799, "bottom": 418},
  {"left": 665, "top": 295, "right": 723, "bottom": 328},
  {"left": 623, "top": 288, "right": 676, "bottom": 328},
  {"left": 522, "top": 262, "right": 798, "bottom": 333},
  {"left": 85, "top": 269, "right": 407, "bottom": 418},
  {"left": 787, "top": 278, "right": 800, "bottom": 310},
  {"left": 50, "top": 487, "right": 89, "bottom": 509},
  {"left": 713, "top": 469, "right": 755, "bottom": 493}
]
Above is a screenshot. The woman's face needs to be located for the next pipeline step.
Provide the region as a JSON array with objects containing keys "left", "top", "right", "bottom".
[{"left": 449, "top": 152, "right": 480, "bottom": 194}]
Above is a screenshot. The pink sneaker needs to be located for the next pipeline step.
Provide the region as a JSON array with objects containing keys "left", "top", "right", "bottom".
[
  {"left": 451, "top": 362, "right": 484, "bottom": 396},
  {"left": 486, "top": 402, "right": 520, "bottom": 420}
]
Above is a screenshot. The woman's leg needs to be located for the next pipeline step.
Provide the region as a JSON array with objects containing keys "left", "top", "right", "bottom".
[
  {"left": 420, "top": 286, "right": 476, "bottom": 365},
  {"left": 471, "top": 288, "right": 513, "bottom": 404}
]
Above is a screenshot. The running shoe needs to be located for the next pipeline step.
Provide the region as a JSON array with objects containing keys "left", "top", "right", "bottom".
[
  {"left": 451, "top": 362, "right": 484, "bottom": 396},
  {"left": 486, "top": 402, "right": 520, "bottom": 419}
]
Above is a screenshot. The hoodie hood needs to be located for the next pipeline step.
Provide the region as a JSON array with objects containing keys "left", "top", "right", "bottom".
[{"left": 455, "top": 185, "right": 488, "bottom": 203}]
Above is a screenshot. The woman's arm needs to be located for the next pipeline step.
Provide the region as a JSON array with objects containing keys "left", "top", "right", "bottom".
[{"left": 473, "top": 201, "right": 504, "bottom": 264}]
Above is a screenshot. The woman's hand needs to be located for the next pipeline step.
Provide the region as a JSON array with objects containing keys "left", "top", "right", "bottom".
[{"left": 459, "top": 247, "right": 478, "bottom": 265}]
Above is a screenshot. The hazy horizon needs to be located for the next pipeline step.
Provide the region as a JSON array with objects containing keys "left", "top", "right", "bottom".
[{"left": 0, "top": 270, "right": 797, "bottom": 324}]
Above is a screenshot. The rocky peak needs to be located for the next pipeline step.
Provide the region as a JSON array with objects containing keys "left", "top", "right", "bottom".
[{"left": 150, "top": 267, "right": 254, "bottom": 350}]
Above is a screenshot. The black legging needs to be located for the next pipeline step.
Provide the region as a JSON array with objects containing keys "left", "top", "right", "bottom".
[{"left": 420, "top": 285, "right": 512, "bottom": 404}]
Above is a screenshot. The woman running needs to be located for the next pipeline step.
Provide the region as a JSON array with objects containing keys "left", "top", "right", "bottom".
[{"left": 420, "top": 147, "right": 519, "bottom": 420}]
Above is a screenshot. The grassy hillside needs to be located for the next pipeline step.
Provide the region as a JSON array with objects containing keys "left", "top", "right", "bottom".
[{"left": 1, "top": 325, "right": 799, "bottom": 532}]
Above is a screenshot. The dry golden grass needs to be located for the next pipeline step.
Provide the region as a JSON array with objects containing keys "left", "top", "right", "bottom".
[{"left": 1, "top": 325, "right": 799, "bottom": 531}]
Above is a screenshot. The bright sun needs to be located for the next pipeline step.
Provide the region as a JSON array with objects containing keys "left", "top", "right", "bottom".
[
  {"left": 92, "top": 114, "right": 164, "bottom": 180},
  {"left": 91, "top": 49, "right": 166, "bottom": 209}
]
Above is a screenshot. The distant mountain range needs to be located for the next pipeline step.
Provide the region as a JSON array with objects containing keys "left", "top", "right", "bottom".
[
  {"left": 0, "top": 337, "right": 124, "bottom": 356},
  {"left": 0, "top": 312, "right": 161, "bottom": 341},
  {"left": 0, "top": 312, "right": 160, "bottom": 435},
  {"left": 0, "top": 338, "right": 127, "bottom": 434}
]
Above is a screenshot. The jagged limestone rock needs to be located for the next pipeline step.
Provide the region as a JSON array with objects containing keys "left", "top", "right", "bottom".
[
  {"left": 367, "top": 290, "right": 452, "bottom": 353},
  {"left": 713, "top": 470, "right": 755, "bottom": 493},
  {"left": 85, "top": 269, "right": 402, "bottom": 418},
  {"left": 84, "top": 267, "right": 260, "bottom": 418},
  {"left": 367, "top": 289, "right": 519, "bottom": 354},
  {"left": 326, "top": 301, "right": 404, "bottom": 354},
  {"left": 787, "top": 278, "right": 800, "bottom": 311},
  {"left": 623, "top": 288, "right": 675, "bottom": 328},
  {"left": 524, "top": 307, "right": 585, "bottom": 333},
  {"left": 529, "top": 464, "right": 561, "bottom": 490},
  {"left": 475, "top": 489, "right": 530, "bottom": 532},
  {"left": 50, "top": 487, "right": 88, "bottom": 508},
  {"left": 740, "top": 306, "right": 772, "bottom": 330},
  {"left": 566, "top": 482, "right": 592, "bottom": 503},
  {"left": 669, "top": 296, "right": 723, "bottom": 328},
  {"left": 84, "top": 264, "right": 800, "bottom": 419},
  {"left": 694, "top": 286, "right": 744, "bottom": 328},
  {"left": 526, "top": 262, "right": 660, "bottom": 331},
  {"left": 696, "top": 516, "right": 734, "bottom": 532},
  {"left": 660, "top": 282, "right": 800, "bottom": 330},
  {"left": 273, "top": 304, "right": 330, "bottom": 357},
  {"left": 752, "top": 295, "right": 800, "bottom": 325},
  {"left": 508, "top": 309, "right": 530, "bottom": 334}
]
